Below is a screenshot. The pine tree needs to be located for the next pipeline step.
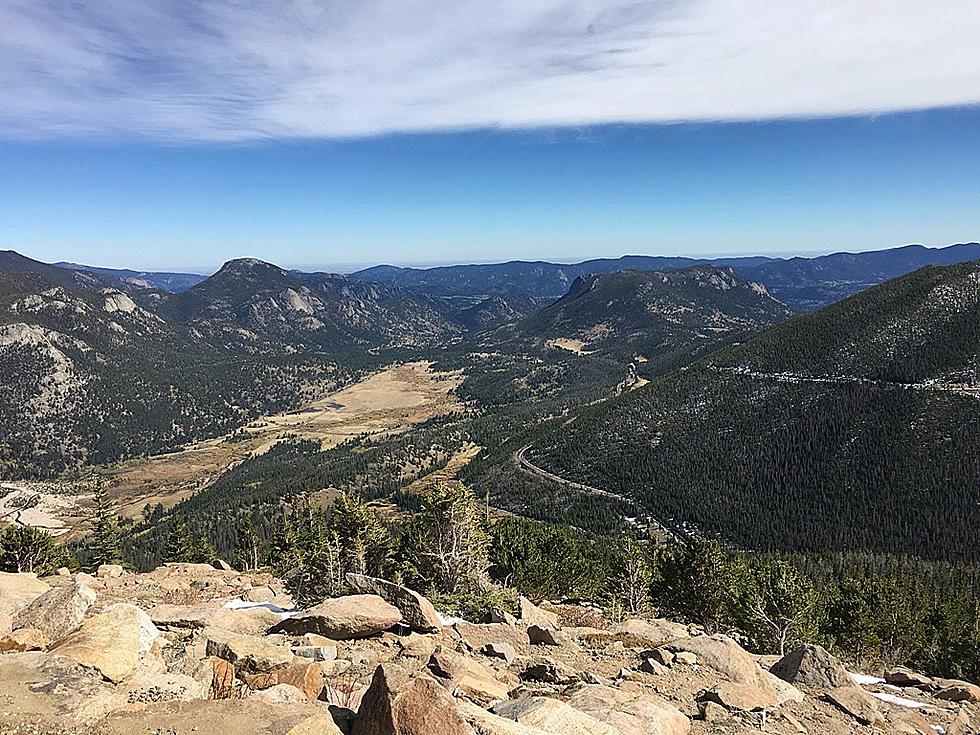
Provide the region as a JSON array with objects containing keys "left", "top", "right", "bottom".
[
  {"left": 236, "top": 519, "right": 265, "bottom": 571},
  {"left": 608, "top": 535, "right": 653, "bottom": 617},
  {"left": 90, "top": 489, "right": 125, "bottom": 569},
  {"left": 0, "top": 525, "right": 73, "bottom": 574},
  {"left": 738, "top": 559, "right": 817, "bottom": 655},
  {"left": 164, "top": 520, "right": 195, "bottom": 563}
]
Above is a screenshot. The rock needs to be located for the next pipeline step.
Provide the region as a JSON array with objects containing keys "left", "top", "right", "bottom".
[
  {"left": 97, "top": 563, "right": 125, "bottom": 578},
  {"left": 494, "top": 696, "right": 618, "bottom": 735},
  {"left": 647, "top": 648, "right": 674, "bottom": 666},
  {"left": 884, "top": 666, "right": 934, "bottom": 688},
  {"left": 674, "top": 651, "right": 697, "bottom": 665},
  {"left": 352, "top": 663, "right": 471, "bottom": 735},
  {"left": 244, "top": 585, "right": 277, "bottom": 603},
  {"left": 457, "top": 698, "right": 554, "bottom": 735},
  {"left": 698, "top": 682, "right": 774, "bottom": 712},
  {"left": 202, "top": 655, "right": 238, "bottom": 699},
  {"left": 947, "top": 709, "right": 974, "bottom": 735},
  {"left": 293, "top": 644, "right": 338, "bottom": 661},
  {"left": 639, "top": 658, "right": 668, "bottom": 675},
  {"left": 102, "top": 698, "right": 344, "bottom": 734},
  {"left": 205, "top": 626, "right": 294, "bottom": 673},
  {"left": 271, "top": 594, "right": 401, "bottom": 640},
  {"left": 668, "top": 635, "right": 776, "bottom": 706},
  {"left": 482, "top": 641, "right": 515, "bottom": 663},
  {"left": 454, "top": 621, "right": 531, "bottom": 656},
  {"left": 519, "top": 655, "right": 579, "bottom": 684},
  {"left": 0, "top": 626, "right": 49, "bottom": 652},
  {"left": 527, "top": 624, "right": 564, "bottom": 646},
  {"left": 489, "top": 608, "right": 518, "bottom": 626},
  {"left": 397, "top": 633, "right": 438, "bottom": 660},
  {"left": 823, "top": 686, "right": 885, "bottom": 726},
  {"left": 150, "top": 603, "right": 283, "bottom": 634},
  {"left": 248, "top": 683, "right": 308, "bottom": 703},
  {"left": 428, "top": 646, "right": 512, "bottom": 705},
  {"left": 276, "top": 660, "right": 327, "bottom": 700},
  {"left": 765, "top": 671, "right": 805, "bottom": 705},
  {"left": 518, "top": 597, "right": 560, "bottom": 629},
  {"left": 51, "top": 603, "right": 159, "bottom": 683},
  {"left": 566, "top": 684, "right": 691, "bottom": 735},
  {"left": 0, "top": 572, "right": 49, "bottom": 632},
  {"left": 614, "top": 618, "right": 689, "bottom": 645},
  {"left": 12, "top": 580, "right": 96, "bottom": 643},
  {"left": 0, "top": 651, "right": 128, "bottom": 724},
  {"left": 935, "top": 680, "right": 980, "bottom": 702},
  {"left": 212, "top": 559, "right": 235, "bottom": 571},
  {"left": 697, "top": 700, "right": 730, "bottom": 723},
  {"left": 770, "top": 644, "right": 854, "bottom": 690},
  {"left": 346, "top": 573, "right": 442, "bottom": 633},
  {"left": 56, "top": 566, "right": 71, "bottom": 576}
]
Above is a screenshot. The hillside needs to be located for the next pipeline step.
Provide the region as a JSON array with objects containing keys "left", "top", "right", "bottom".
[
  {"left": 492, "top": 266, "right": 792, "bottom": 375},
  {"left": 529, "top": 261, "right": 980, "bottom": 562}
]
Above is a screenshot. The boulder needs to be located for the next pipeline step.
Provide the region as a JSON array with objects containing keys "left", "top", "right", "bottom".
[
  {"left": 248, "top": 683, "right": 308, "bottom": 703},
  {"left": 770, "top": 644, "right": 853, "bottom": 690},
  {"left": 457, "top": 698, "right": 554, "bottom": 735},
  {"left": 293, "top": 644, "right": 338, "bottom": 662},
  {"left": 567, "top": 684, "right": 691, "bottom": 735},
  {"left": 935, "top": 680, "right": 980, "bottom": 703},
  {"left": 647, "top": 648, "right": 674, "bottom": 666},
  {"left": 244, "top": 585, "right": 277, "bottom": 603},
  {"left": 668, "top": 635, "right": 776, "bottom": 705},
  {"left": 12, "top": 580, "right": 96, "bottom": 642},
  {"left": 674, "top": 651, "right": 697, "bottom": 665},
  {"left": 697, "top": 682, "right": 774, "bottom": 712},
  {"left": 150, "top": 603, "right": 283, "bottom": 634},
  {"left": 119, "top": 668, "right": 209, "bottom": 703},
  {"left": 482, "top": 641, "right": 515, "bottom": 663},
  {"left": 493, "top": 696, "right": 618, "bottom": 735},
  {"left": 212, "top": 559, "right": 235, "bottom": 571},
  {"left": 823, "top": 686, "right": 885, "bottom": 726},
  {"left": 614, "top": 618, "right": 689, "bottom": 645},
  {"left": 427, "top": 646, "right": 511, "bottom": 705},
  {"left": 518, "top": 597, "right": 560, "bottom": 629},
  {"left": 205, "top": 627, "right": 294, "bottom": 673},
  {"left": 0, "top": 572, "right": 49, "bottom": 632},
  {"left": 519, "top": 655, "right": 579, "bottom": 684},
  {"left": 97, "top": 563, "right": 125, "bottom": 578},
  {"left": 0, "top": 651, "right": 128, "bottom": 724},
  {"left": 352, "top": 663, "right": 472, "bottom": 735},
  {"left": 527, "top": 624, "right": 564, "bottom": 646},
  {"left": 638, "top": 658, "right": 668, "bottom": 676},
  {"left": 276, "top": 660, "right": 327, "bottom": 700},
  {"left": 884, "top": 666, "right": 934, "bottom": 688},
  {"left": 346, "top": 573, "right": 442, "bottom": 633},
  {"left": 454, "top": 621, "right": 531, "bottom": 656},
  {"left": 0, "top": 626, "right": 49, "bottom": 652},
  {"left": 102, "top": 698, "right": 344, "bottom": 734},
  {"left": 51, "top": 603, "right": 159, "bottom": 683},
  {"left": 765, "top": 671, "right": 805, "bottom": 705},
  {"left": 271, "top": 594, "right": 401, "bottom": 640}
]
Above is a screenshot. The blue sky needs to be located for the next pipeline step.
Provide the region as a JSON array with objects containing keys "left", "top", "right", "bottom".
[{"left": 1, "top": 2, "right": 978, "bottom": 272}]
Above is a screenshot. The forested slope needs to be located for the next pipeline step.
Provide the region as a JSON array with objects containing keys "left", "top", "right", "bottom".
[{"left": 532, "top": 261, "right": 980, "bottom": 561}]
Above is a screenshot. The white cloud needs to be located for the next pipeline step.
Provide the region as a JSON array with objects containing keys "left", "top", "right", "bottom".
[{"left": 0, "top": 0, "right": 978, "bottom": 141}]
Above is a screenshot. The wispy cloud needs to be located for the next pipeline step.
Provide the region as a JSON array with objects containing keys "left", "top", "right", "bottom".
[{"left": 1, "top": 0, "right": 978, "bottom": 142}]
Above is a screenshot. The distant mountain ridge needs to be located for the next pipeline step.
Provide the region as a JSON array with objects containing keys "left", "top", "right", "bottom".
[
  {"left": 54, "top": 261, "right": 206, "bottom": 292},
  {"left": 354, "top": 242, "right": 980, "bottom": 310}
]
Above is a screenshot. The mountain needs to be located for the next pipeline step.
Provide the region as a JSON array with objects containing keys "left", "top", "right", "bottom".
[
  {"left": 740, "top": 242, "right": 980, "bottom": 310},
  {"left": 0, "top": 250, "right": 122, "bottom": 290},
  {"left": 54, "top": 261, "right": 207, "bottom": 292},
  {"left": 528, "top": 260, "right": 980, "bottom": 562},
  {"left": 491, "top": 266, "right": 793, "bottom": 375},
  {"left": 354, "top": 255, "right": 775, "bottom": 298},
  {"left": 354, "top": 243, "right": 980, "bottom": 309}
]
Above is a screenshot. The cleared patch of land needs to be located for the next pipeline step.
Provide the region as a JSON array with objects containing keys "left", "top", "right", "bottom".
[
  {"left": 12, "top": 362, "right": 462, "bottom": 532},
  {"left": 545, "top": 337, "right": 593, "bottom": 354}
]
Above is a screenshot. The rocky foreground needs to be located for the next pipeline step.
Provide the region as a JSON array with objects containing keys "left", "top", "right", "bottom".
[{"left": 0, "top": 564, "right": 977, "bottom": 735}]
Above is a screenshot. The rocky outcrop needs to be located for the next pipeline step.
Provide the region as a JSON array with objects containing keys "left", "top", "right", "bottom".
[
  {"left": 0, "top": 572, "right": 49, "bottom": 633},
  {"left": 346, "top": 573, "right": 442, "bottom": 633},
  {"left": 150, "top": 602, "right": 283, "bottom": 634},
  {"left": 51, "top": 603, "right": 159, "bottom": 682},
  {"left": 271, "top": 595, "right": 401, "bottom": 640},
  {"left": 518, "top": 597, "right": 560, "bottom": 629},
  {"left": 824, "top": 686, "right": 885, "bottom": 726},
  {"left": 352, "top": 663, "right": 471, "bottom": 735},
  {"left": 494, "top": 696, "right": 617, "bottom": 735},
  {"left": 565, "top": 684, "right": 690, "bottom": 735},
  {"left": 12, "top": 580, "right": 95, "bottom": 642},
  {"left": 206, "top": 626, "right": 295, "bottom": 674},
  {"left": 667, "top": 635, "right": 777, "bottom": 708}
]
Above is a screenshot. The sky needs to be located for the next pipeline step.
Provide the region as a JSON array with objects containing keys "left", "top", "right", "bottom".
[{"left": 0, "top": 1, "right": 978, "bottom": 272}]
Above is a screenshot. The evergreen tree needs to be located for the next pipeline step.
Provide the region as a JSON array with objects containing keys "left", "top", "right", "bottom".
[
  {"left": 607, "top": 535, "right": 653, "bottom": 618},
  {"left": 739, "top": 559, "right": 818, "bottom": 655},
  {"left": 164, "top": 520, "right": 195, "bottom": 563},
  {"left": 90, "top": 490, "right": 125, "bottom": 568},
  {"left": 0, "top": 525, "right": 73, "bottom": 574}
]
